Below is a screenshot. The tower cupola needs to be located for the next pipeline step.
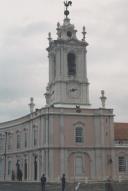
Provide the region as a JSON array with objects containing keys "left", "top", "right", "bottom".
[{"left": 56, "top": 18, "right": 77, "bottom": 41}]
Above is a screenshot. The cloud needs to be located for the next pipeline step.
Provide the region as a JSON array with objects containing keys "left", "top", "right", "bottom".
[
  {"left": 0, "top": 0, "right": 128, "bottom": 122},
  {"left": 6, "top": 21, "right": 53, "bottom": 37},
  {"left": 0, "top": 20, "right": 50, "bottom": 122}
]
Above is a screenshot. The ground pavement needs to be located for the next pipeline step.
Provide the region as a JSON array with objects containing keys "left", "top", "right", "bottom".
[
  {"left": 0, "top": 182, "right": 63, "bottom": 191},
  {"left": 0, "top": 181, "right": 128, "bottom": 191}
]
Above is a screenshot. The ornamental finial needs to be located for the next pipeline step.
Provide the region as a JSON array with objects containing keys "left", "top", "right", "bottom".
[
  {"left": 48, "top": 32, "right": 52, "bottom": 44},
  {"left": 29, "top": 97, "right": 35, "bottom": 113},
  {"left": 64, "top": 1, "right": 72, "bottom": 18},
  {"left": 100, "top": 90, "right": 107, "bottom": 108},
  {"left": 82, "top": 26, "right": 86, "bottom": 42},
  {"left": 56, "top": 22, "right": 61, "bottom": 39}
]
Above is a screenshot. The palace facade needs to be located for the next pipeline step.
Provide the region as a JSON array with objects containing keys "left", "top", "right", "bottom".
[{"left": 0, "top": 2, "right": 128, "bottom": 182}]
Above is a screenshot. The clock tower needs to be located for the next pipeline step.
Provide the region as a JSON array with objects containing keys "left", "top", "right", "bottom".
[{"left": 45, "top": 1, "right": 90, "bottom": 107}]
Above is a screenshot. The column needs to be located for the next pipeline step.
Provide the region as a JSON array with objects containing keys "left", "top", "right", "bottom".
[{"left": 60, "top": 111, "right": 65, "bottom": 175}]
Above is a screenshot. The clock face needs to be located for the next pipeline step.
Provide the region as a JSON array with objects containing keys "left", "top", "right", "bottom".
[{"left": 67, "top": 83, "right": 80, "bottom": 98}]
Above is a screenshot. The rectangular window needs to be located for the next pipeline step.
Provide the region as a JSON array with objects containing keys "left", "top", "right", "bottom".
[
  {"left": 33, "top": 127, "right": 38, "bottom": 146},
  {"left": 8, "top": 161, "right": 12, "bottom": 175},
  {"left": 118, "top": 156, "right": 126, "bottom": 172},
  {"left": 8, "top": 135, "right": 12, "bottom": 150},
  {"left": 24, "top": 131, "right": 27, "bottom": 148},
  {"left": 17, "top": 134, "right": 21, "bottom": 149},
  {"left": 0, "top": 134, "right": 5, "bottom": 153},
  {"left": 0, "top": 139, "right": 4, "bottom": 152},
  {"left": 0, "top": 159, "right": 3, "bottom": 176},
  {"left": 75, "top": 157, "right": 83, "bottom": 176},
  {"left": 75, "top": 127, "right": 83, "bottom": 143}
]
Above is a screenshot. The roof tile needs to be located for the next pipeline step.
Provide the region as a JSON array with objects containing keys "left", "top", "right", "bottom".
[{"left": 114, "top": 123, "right": 128, "bottom": 140}]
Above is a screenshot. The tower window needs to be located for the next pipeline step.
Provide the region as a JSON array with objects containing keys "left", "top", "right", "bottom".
[
  {"left": 67, "top": 31, "right": 72, "bottom": 38},
  {"left": 53, "top": 55, "right": 56, "bottom": 79},
  {"left": 68, "top": 53, "right": 76, "bottom": 76}
]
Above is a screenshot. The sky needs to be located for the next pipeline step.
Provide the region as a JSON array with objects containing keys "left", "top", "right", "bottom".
[{"left": 0, "top": 0, "right": 128, "bottom": 122}]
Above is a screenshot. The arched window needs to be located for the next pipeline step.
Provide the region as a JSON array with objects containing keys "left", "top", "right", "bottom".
[{"left": 67, "top": 53, "right": 76, "bottom": 76}]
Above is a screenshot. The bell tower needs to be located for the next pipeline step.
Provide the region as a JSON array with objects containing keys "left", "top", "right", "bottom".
[{"left": 45, "top": 1, "right": 90, "bottom": 107}]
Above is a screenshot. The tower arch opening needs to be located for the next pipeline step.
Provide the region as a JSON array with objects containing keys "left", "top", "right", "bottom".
[{"left": 67, "top": 53, "right": 76, "bottom": 76}]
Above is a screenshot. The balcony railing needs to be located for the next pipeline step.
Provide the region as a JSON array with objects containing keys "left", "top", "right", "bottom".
[{"left": 115, "top": 140, "right": 128, "bottom": 146}]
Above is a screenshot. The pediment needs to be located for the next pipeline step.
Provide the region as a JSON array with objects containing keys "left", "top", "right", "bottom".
[{"left": 73, "top": 121, "right": 85, "bottom": 127}]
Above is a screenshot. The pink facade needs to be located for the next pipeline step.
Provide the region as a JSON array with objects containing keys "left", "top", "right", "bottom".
[{"left": 46, "top": 107, "right": 115, "bottom": 181}]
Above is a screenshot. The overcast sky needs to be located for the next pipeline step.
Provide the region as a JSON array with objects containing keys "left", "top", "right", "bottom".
[{"left": 0, "top": 0, "right": 128, "bottom": 122}]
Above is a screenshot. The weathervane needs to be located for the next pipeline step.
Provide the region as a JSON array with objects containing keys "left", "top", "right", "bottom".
[{"left": 64, "top": 1, "right": 72, "bottom": 18}]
